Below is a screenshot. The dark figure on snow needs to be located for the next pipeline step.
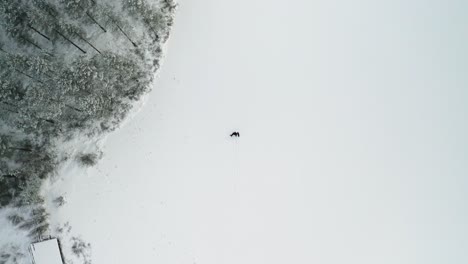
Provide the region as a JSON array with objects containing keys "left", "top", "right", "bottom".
[{"left": 230, "top": 132, "right": 240, "bottom": 137}]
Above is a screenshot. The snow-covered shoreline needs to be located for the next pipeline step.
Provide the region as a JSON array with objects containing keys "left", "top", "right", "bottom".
[
  {"left": 3, "top": 0, "right": 468, "bottom": 264},
  {"left": 0, "top": 0, "right": 176, "bottom": 263}
]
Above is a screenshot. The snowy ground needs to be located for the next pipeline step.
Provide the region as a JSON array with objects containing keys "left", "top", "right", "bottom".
[{"left": 44, "top": 0, "right": 468, "bottom": 264}]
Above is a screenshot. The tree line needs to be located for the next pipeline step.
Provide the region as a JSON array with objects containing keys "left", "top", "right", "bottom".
[{"left": 0, "top": 0, "right": 176, "bottom": 207}]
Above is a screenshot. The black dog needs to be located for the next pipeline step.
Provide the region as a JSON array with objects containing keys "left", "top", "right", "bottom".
[{"left": 230, "top": 132, "right": 240, "bottom": 137}]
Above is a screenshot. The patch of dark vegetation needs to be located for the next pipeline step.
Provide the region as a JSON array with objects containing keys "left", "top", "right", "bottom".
[
  {"left": 71, "top": 237, "right": 92, "bottom": 264},
  {"left": 7, "top": 214, "right": 24, "bottom": 226},
  {"left": 0, "top": 245, "right": 25, "bottom": 264},
  {"left": 78, "top": 153, "right": 101, "bottom": 167},
  {"left": 0, "top": 135, "right": 56, "bottom": 207},
  {"left": 7, "top": 206, "right": 49, "bottom": 236},
  {"left": 53, "top": 196, "right": 66, "bottom": 207},
  {"left": 28, "top": 223, "right": 49, "bottom": 239},
  {"left": 56, "top": 222, "right": 72, "bottom": 235}
]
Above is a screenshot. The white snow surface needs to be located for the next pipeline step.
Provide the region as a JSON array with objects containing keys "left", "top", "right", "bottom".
[
  {"left": 30, "top": 239, "right": 63, "bottom": 264},
  {"left": 41, "top": 0, "right": 468, "bottom": 264}
]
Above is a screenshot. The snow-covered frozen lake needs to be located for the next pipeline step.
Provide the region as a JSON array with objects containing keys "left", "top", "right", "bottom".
[{"left": 48, "top": 0, "right": 468, "bottom": 263}]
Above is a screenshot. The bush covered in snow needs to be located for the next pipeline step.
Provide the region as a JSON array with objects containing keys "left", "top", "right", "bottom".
[{"left": 77, "top": 152, "right": 101, "bottom": 167}]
